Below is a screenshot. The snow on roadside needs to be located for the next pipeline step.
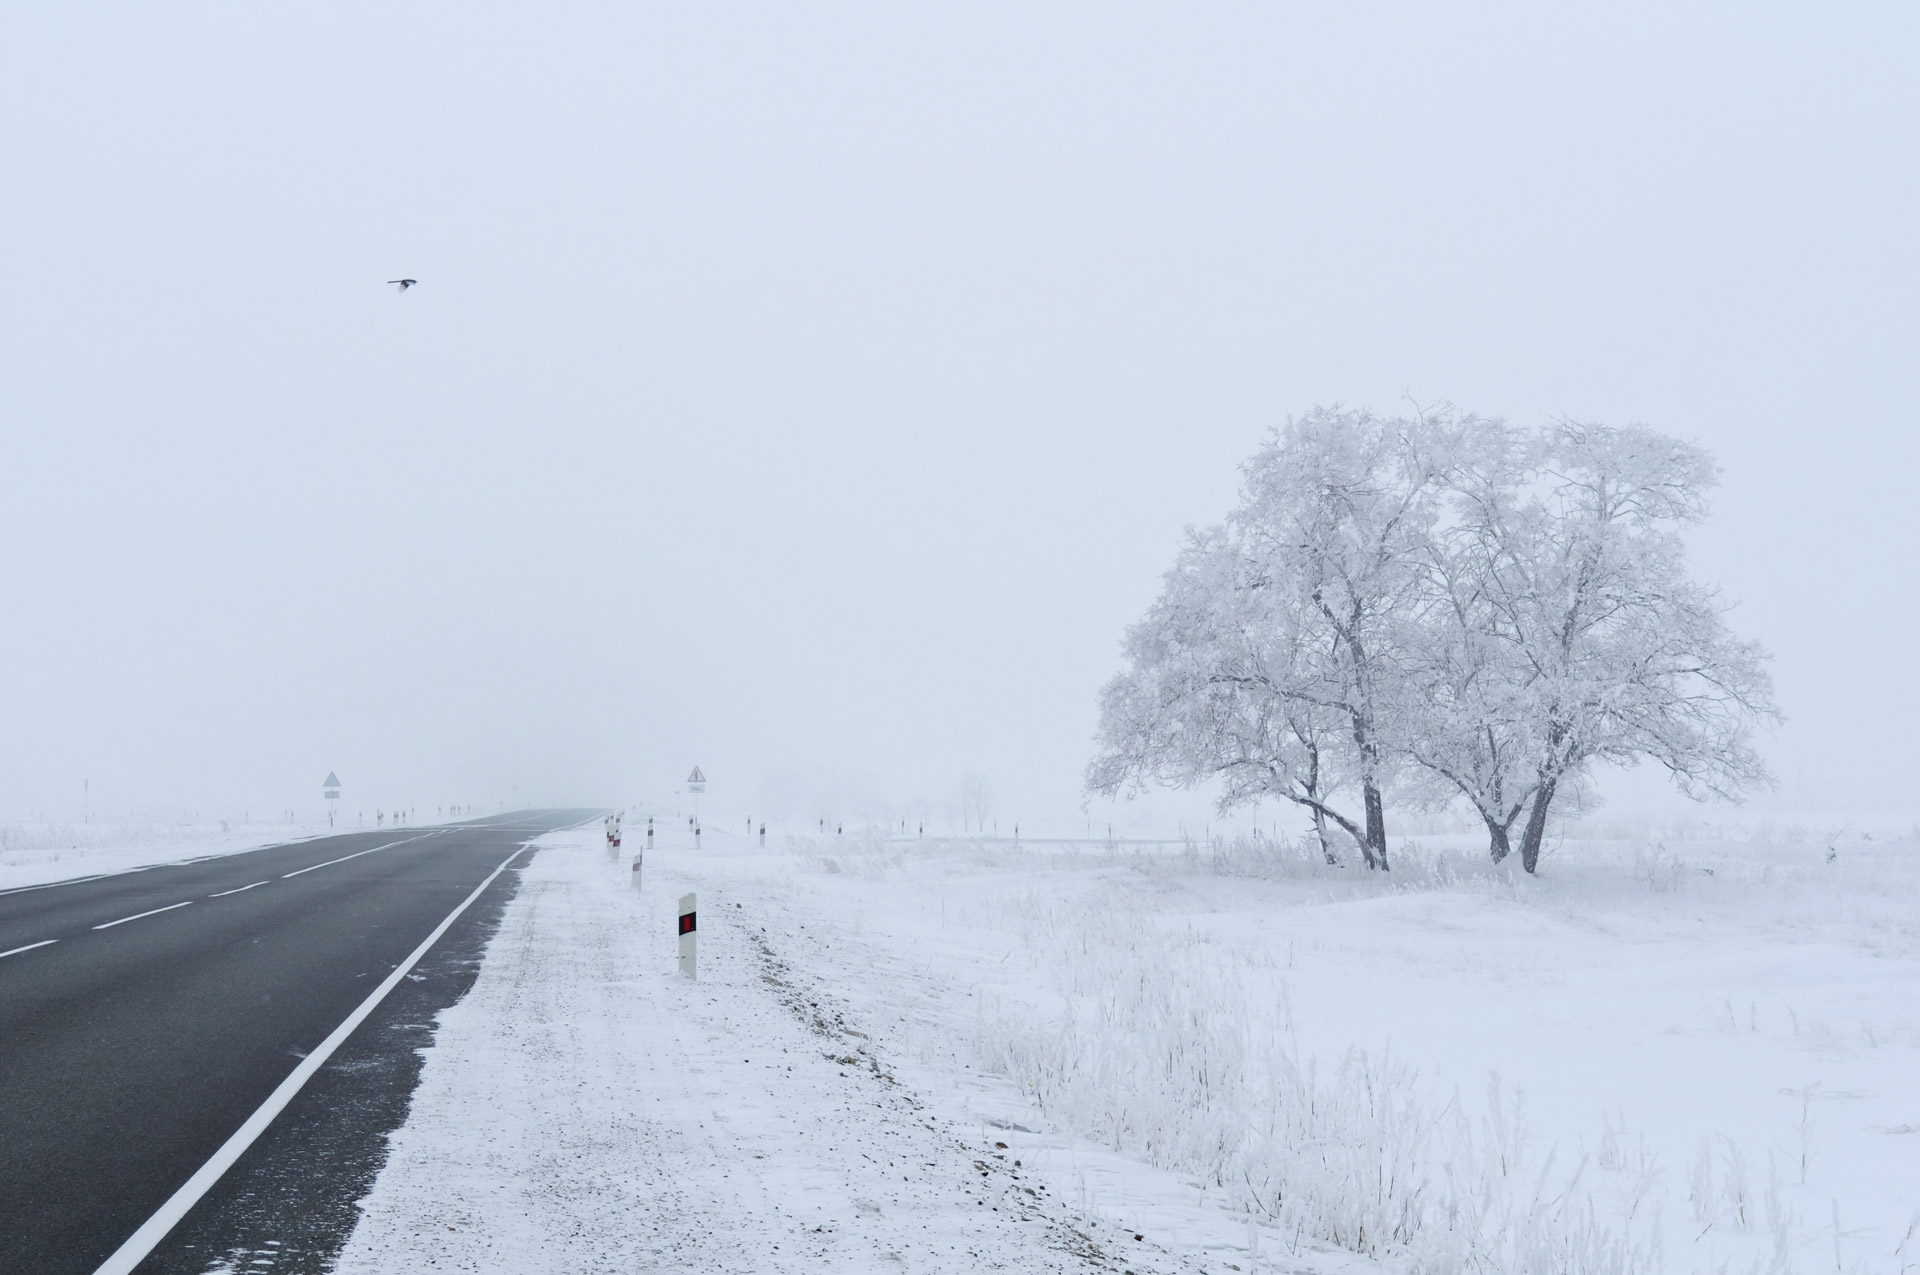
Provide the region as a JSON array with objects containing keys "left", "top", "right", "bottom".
[
  {"left": 333, "top": 829, "right": 1225, "bottom": 1274},
  {"left": 341, "top": 823, "right": 1920, "bottom": 1274},
  {"left": 689, "top": 828, "right": 1920, "bottom": 1275},
  {"left": 0, "top": 820, "right": 336, "bottom": 892}
]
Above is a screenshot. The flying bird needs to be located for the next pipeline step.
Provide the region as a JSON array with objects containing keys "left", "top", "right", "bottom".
[{"left": 387, "top": 278, "right": 417, "bottom": 292}]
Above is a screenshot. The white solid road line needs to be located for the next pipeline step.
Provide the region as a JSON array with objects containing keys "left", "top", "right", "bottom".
[
  {"left": 209, "top": 881, "right": 269, "bottom": 898},
  {"left": 90, "top": 843, "right": 532, "bottom": 1275},
  {"left": 280, "top": 833, "right": 433, "bottom": 879},
  {"left": 0, "top": 875, "right": 108, "bottom": 898},
  {"left": 0, "top": 939, "right": 58, "bottom": 960},
  {"left": 91, "top": 901, "right": 194, "bottom": 931}
]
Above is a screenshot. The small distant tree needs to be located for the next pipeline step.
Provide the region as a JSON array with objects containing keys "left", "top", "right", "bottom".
[{"left": 956, "top": 771, "right": 994, "bottom": 834}]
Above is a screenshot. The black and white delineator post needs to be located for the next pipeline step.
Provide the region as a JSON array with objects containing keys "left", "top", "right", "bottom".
[
  {"left": 677, "top": 892, "right": 697, "bottom": 979},
  {"left": 630, "top": 848, "right": 643, "bottom": 890}
]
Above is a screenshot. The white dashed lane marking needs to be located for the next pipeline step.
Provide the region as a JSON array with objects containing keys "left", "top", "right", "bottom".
[
  {"left": 92, "top": 901, "right": 193, "bottom": 931},
  {"left": 280, "top": 835, "right": 431, "bottom": 880}
]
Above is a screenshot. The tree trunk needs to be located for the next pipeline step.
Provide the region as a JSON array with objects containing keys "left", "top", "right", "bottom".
[
  {"left": 1518, "top": 722, "right": 1569, "bottom": 874},
  {"left": 1304, "top": 744, "right": 1339, "bottom": 865},
  {"left": 1486, "top": 820, "right": 1512, "bottom": 863},
  {"left": 1312, "top": 806, "right": 1337, "bottom": 865},
  {"left": 1362, "top": 780, "right": 1389, "bottom": 872},
  {"left": 1350, "top": 715, "right": 1388, "bottom": 871},
  {"left": 1518, "top": 777, "right": 1557, "bottom": 874},
  {"left": 1344, "top": 683, "right": 1389, "bottom": 871},
  {"left": 1289, "top": 794, "right": 1366, "bottom": 863}
]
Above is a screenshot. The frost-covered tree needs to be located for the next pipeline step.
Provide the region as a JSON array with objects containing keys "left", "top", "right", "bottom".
[
  {"left": 1398, "top": 418, "right": 1547, "bottom": 863},
  {"left": 1086, "top": 526, "right": 1364, "bottom": 864},
  {"left": 1438, "top": 422, "right": 1778, "bottom": 871},
  {"left": 1235, "top": 410, "right": 1460, "bottom": 867},
  {"left": 1091, "top": 407, "right": 1778, "bottom": 876},
  {"left": 1089, "top": 408, "right": 1456, "bottom": 870}
]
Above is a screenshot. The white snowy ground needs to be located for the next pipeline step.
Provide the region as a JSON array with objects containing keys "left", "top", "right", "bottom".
[
  {"left": 333, "top": 827, "right": 1213, "bottom": 1274},
  {"left": 0, "top": 819, "right": 337, "bottom": 892},
  {"left": 341, "top": 824, "right": 1920, "bottom": 1275}
]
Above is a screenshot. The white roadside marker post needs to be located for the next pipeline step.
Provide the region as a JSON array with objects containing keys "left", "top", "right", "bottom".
[
  {"left": 677, "top": 892, "right": 697, "bottom": 979},
  {"left": 630, "top": 849, "right": 644, "bottom": 890}
]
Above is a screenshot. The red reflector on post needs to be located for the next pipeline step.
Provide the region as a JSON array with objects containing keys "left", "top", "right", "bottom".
[{"left": 679, "top": 912, "right": 696, "bottom": 935}]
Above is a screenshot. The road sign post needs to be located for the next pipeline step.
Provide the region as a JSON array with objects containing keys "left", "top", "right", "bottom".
[
  {"left": 686, "top": 766, "right": 705, "bottom": 826},
  {"left": 323, "top": 772, "right": 341, "bottom": 828},
  {"left": 677, "top": 893, "right": 697, "bottom": 979}
]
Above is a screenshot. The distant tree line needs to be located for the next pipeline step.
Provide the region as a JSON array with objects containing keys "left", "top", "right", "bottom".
[{"left": 1087, "top": 407, "right": 1779, "bottom": 873}]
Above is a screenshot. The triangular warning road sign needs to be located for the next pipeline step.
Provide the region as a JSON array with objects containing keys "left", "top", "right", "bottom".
[
  {"left": 324, "top": 771, "right": 341, "bottom": 787},
  {"left": 687, "top": 766, "right": 706, "bottom": 785}
]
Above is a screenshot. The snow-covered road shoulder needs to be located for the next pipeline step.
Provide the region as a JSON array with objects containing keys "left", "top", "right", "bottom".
[
  {"left": 333, "top": 830, "right": 1208, "bottom": 1274},
  {"left": 0, "top": 820, "right": 335, "bottom": 892}
]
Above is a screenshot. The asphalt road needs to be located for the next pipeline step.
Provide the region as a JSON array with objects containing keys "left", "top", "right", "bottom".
[{"left": 0, "top": 810, "right": 595, "bottom": 1275}]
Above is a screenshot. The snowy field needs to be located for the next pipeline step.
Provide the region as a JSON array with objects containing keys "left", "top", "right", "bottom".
[
  {"left": 0, "top": 819, "right": 336, "bottom": 893},
  {"left": 333, "top": 825, "right": 1198, "bottom": 1275},
  {"left": 345, "top": 821, "right": 1920, "bottom": 1274}
]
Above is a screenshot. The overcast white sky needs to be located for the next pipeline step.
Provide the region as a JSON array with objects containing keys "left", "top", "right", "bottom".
[{"left": 2, "top": 4, "right": 1914, "bottom": 826}]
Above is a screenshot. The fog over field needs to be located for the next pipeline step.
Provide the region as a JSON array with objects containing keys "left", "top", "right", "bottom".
[{"left": 2, "top": 4, "right": 1915, "bottom": 828}]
